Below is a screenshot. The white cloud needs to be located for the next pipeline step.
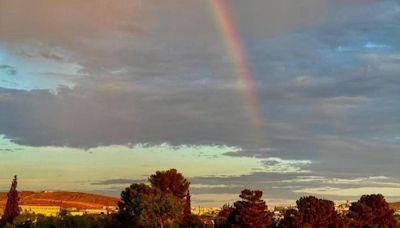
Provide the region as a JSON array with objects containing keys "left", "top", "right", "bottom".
[{"left": 294, "top": 187, "right": 400, "bottom": 197}]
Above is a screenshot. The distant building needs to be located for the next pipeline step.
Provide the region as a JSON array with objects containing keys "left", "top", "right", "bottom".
[
  {"left": 191, "top": 207, "right": 220, "bottom": 216},
  {"left": 20, "top": 205, "right": 61, "bottom": 216},
  {"left": 69, "top": 211, "right": 85, "bottom": 216},
  {"left": 335, "top": 201, "right": 351, "bottom": 214},
  {"left": 104, "top": 206, "right": 118, "bottom": 214},
  {"left": 84, "top": 208, "right": 108, "bottom": 215}
]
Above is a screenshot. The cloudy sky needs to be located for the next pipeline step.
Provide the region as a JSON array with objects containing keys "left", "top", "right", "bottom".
[{"left": 1, "top": 0, "right": 400, "bottom": 206}]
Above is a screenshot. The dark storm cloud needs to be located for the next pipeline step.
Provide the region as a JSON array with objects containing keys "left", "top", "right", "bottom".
[
  {"left": 1, "top": 0, "right": 400, "bottom": 201},
  {"left": 0, "top": 83, "right": 258, "bottom": 148},
  {"left": 0, "top": 0, "right": 398, "bottom": 149}
]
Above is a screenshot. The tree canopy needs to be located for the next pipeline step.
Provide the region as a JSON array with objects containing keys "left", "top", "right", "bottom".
[
  {"left": 148, "top": 168, "right": 190, "bottom": 199},
  {"left": 115, "top": 169, "right": 191, "bottom": 227},
  {"left": 116, "top": 183, "right": 183, "bottom": 228},
  {"left": 347, "top": 194, "right": 396, "bottom": 227},
  {"left": 228, "top": 189, "right": 271, "bottom": 227},
  {"left": 278, "top": 196, "right": 343, "bottom": 228}
]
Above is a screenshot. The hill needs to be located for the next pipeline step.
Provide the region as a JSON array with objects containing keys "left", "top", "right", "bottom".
[
  {"left": 0, "top": 191, "right": 118, "bottom": 210},
  {"left": 390, "top": 202, "right": 400, "bottom": 210}
]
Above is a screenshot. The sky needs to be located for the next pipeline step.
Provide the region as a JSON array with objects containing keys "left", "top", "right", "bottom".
[{"left": 1, "top": 0, "right": 400, "bottom": 207}]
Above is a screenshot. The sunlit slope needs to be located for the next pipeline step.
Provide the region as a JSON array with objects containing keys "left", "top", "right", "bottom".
[{"left": 0, "top": 191, "right": 118, "bottom": 210}]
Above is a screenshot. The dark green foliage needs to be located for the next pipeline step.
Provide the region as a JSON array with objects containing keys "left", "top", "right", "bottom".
[
  {"left": 218, "top": 204, "right": 234, "bottom": 218},
  {"left": 114, "top": 169, "right": 192, "bottom": 227},
  {"left": 4, "top": 215, "right": 112, "bottom": 228},
  {"left": 215, "top": 204, "right": 234, "bottom": 228},
  {"left": 278, "top": 209, "right": 301, "bottom": 228},
  {"left": 0, "top": 176, "right": 20, "bottom": 228},
  {"left": 278, "top": 196, "right": 343, "bottom": 228},
  {"left": 3, "top": 170, "right": 400, "bottom": 228},
  {"left": 182, "top": 191, "right": 199, "bottom": 227},
  {"left": 184, "top": 191, "right": 192, "bottom": 217},
  {"left": 181, "top": 214, "right": 204, "bottom": 228},
  {"left": 228, "top": 189, "right": 271, "bottom": 228},
  {"left": 149, "top": 169, "right": 190, "bottom": 200},
  {"left": 297, "top": 196, "right": 340, "bottom": 227},
  {"left": 10, "top": 213, "right": 38, "bottom": 228},
  {"left": 35, "top": 215, "right": 111, "bottom": 228},
  {"left": 347, "top": 194, "right": 396, "bottom": 228},
  {"left": 115, "top": 183, "right": 183, "bottom": 227}
]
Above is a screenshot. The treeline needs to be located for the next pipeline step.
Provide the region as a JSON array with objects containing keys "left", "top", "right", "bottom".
[
  {"left": 216, "top": 190, "right": 397, "bottom": 227},
  {"left": 1, "top": 169, "right": 399, "bottom": 228}
]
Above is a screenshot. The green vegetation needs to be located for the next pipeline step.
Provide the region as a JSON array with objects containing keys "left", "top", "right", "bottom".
[
  {"left": 115, "top": 183, "right": 183, "bottom": 227},
  {"left": 1, "top": 170, "right": 399, "bottom": 228}
]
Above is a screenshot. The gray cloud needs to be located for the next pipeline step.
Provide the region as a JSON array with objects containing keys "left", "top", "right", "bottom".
[
  {"left": 92, "top": 178, "right": 145, "bottom": 186},
  {"left": 0, "top": 0, "right": 400, "bottom": 202},
  {"left": 0, "top": 64, "right": 17, "bottom": 75}
]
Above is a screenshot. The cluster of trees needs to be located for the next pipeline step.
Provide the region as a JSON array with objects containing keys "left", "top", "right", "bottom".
[
  {"left": 216, "top": 191, "right": 398, "bottom": 228},
  {"left": 1, "top": 170, "right": 399, "bottom": 228},
  {"left": 113, "top": 169, "right": 200, "bottom": 227},
  {"left": 5, "top": 214, "right": 112, "bottom": 228}
]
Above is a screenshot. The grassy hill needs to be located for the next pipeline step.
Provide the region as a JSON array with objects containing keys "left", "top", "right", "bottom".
[{"left": 0, "top": 191, "right": 118, "bottom": 210}]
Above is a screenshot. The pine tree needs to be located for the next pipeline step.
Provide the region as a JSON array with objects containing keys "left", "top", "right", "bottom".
[
  {"left": 229, "top": 189, "right": 271, "bottom": 227},
  {"left": 0, "top": 176, "right": 20, "bottom": 228},
  {"left": 279, "top": 196, "right": 344, "bottom": 228},
  {"left": 148, "top": 169, "right": 190, "bottom": 199},
  {"left": 347, "top": 194, "right": 396, "bottom": 227}
]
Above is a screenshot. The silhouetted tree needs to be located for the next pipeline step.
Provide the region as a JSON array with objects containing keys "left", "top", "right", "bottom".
[
  {"left": 0, "top": 176, "right": 20, "bottom": 228},
  {"left": 115, "top": 183, "right": 183, "bottom": 228},
  {"left": 215, "top": 204, "right": 234, "bottom": 227},
  {"left": 181, "top": 190, "right": 193, "bottom": 226},
  {"left": 218, "top": 204, "right": 234, "bottom": 218},
  {"left": 228, "top": 189, "right": 271, "bottom": 227},
  {"left": 149, "top": 169, "right": 190, "bottom": 199},
  {"left": 347, "top": 194, "right": 396, "bottom": 228},
  {"left": 182, "top": 214, "right": 203, "bottom": 228},
  {"left": 279, "top": 196, "right": 342, "bottom": 228},
  {"left": 278, "top": 208, "right": 301, "bottom": 228},
  {"left": 184, "top": 190, "right": 191, "bottom": 216}
]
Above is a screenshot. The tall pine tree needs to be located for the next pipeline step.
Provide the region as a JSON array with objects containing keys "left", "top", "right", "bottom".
[
  {"left": 0, "top": 176, "right": 20, "bottom": 228},
  {"left": 229, "top": 189, "right": 271, "bottom": 227}
]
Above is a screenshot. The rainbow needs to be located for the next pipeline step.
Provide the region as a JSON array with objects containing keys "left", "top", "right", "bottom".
[{"left": 208, "top": 0, "right": 264, "bottom": 144}]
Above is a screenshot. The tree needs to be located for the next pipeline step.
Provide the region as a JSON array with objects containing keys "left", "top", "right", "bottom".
[
  {"left": 115, "top": 183, "right": 183, "bottom": 228},
  {"left": 181, "top": 190, "right": 193, "bottom": 226},
  {"left": 0, "top": 176, "right": 20, "bottom": 228},
  {"left": 182, "top": 214, "right": 203, "bottom": 228},
  {"left": 148, "top": 169, "right": 190, "bottom": 199},
  {"left": 347, "top": 194, "right": 396, "bottom": 228},
  {"left": 184, "top": 190, "right": 191, "bottom": 216},
  {"left": 34, "top": 215, "right": 112, "bottom": 228},
  {"left": 278, "top": 196, "right": 343, "bottom": 228},
  {"left": 215, "top": 204, "right": 234, "bottom": 228},
  {"left": 295, "top": 196, "right": 342, "bottom": 228},
  {"left": 228, "top": 189, "right": 271, "bottom": 227},
  {"left": 278, "top": 208, "right": 301, "bottom": 228},
  {"left": 218, "top": 204, "right": 234, "bottom": 218}
]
